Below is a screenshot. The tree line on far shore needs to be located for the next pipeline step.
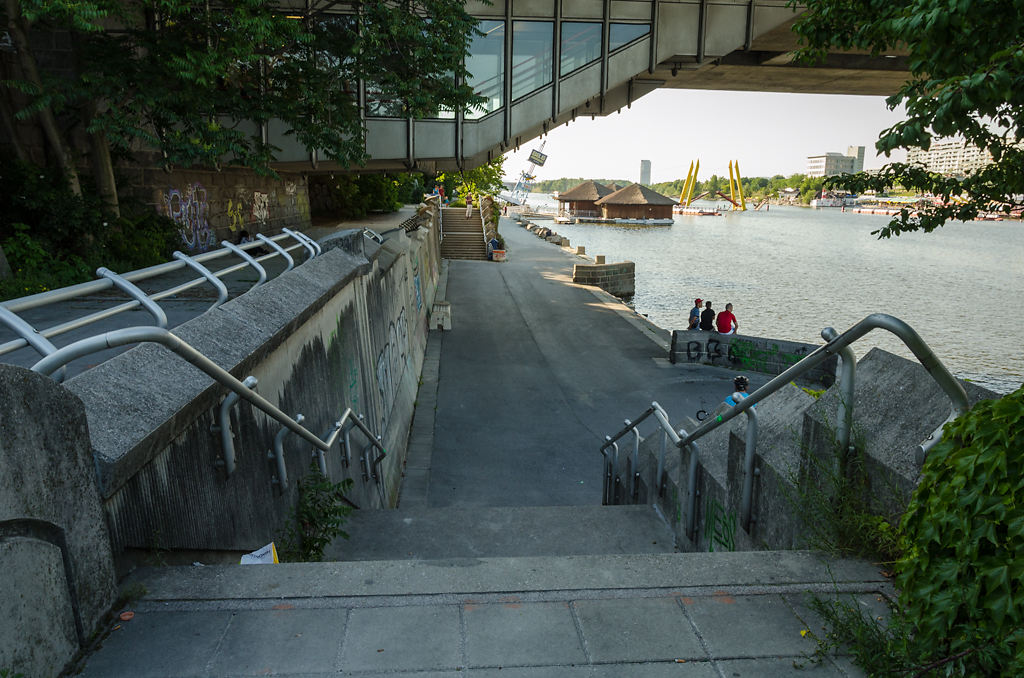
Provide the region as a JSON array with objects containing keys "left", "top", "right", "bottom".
[{"left": 529, "top": 174, "right": 826, "bottom": 203}]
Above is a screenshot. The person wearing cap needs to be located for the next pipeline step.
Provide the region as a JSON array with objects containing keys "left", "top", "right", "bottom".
[
  {"left": 688, "top": 298, "right": 703, "bottom": 330},
  {"left": 716, "top": 303, "right": 738, "bottom": 335},
  {"left": 699, "top": 300, "right": 716, "bottom": 331}
]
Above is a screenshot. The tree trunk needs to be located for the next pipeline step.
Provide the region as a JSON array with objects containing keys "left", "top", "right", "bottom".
[
  {"left": 0, "top": 243, "right": 12, "bottom": 280},
  {"left": 4, "top": 0, "right": 82, "bottom": 195},
  {"left": 85, "top": 103, "right": 120, "bottom": 217},
  {"left": 0, "top": 80, "right": 28, "bottom": 162}
]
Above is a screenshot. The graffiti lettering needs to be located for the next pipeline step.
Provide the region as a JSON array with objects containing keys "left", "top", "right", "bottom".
[
  {"left": 252, "top": 191, "right": 270, "bottom": 226},
  {"left": 375, "top": 308, "right": 409, "bottom": 429},
  {"left": 164, "top": 183, "right": 216, "bottom": 251},
  {"left": 704, "top": 496, "right": 737, "bottom": 552},
  {"left": 687, "top": 340, "right": 702, "bottom": 362},
  {"left": 227, "top": 198, "right": 245, "bottom": 232}
]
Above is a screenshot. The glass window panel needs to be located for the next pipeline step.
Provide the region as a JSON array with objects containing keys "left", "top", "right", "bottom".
[
  {"left": 608, "top": 23, "right": 649, "bottom": 51},
  {"left": 560, "top": 22, "right": 602, "bottom": 76},
  {"left": 511, "top": 21, "right": 553, "bottom": 101},
  {"left": 466, "top": 20, "right": 504, "bottom": 120}
]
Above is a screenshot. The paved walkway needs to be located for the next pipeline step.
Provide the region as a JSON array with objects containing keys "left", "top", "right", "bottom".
[{"left": 71, "top": 214, "right": 887, "bottom": 677}]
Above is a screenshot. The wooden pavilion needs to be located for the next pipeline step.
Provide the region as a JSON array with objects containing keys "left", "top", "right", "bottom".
[
  {"left": 594, "top": 183, "right": 677, "bottom": 220},
  {"left": 555, "top": 180, "right": 616, "bottom": 216}
]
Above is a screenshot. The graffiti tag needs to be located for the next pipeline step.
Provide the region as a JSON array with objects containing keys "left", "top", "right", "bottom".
[
  {"left": 375, "top": 308, "right": 409, "bottom": 429},
  {"left": 252, "top": 191, "right": 270, "bottom": 225},
  {"left": 164, "top": 183, "right": 216, "bottom": 251},
  {"left": 704, "top": 496, "right": 737, "bottom": 552}
]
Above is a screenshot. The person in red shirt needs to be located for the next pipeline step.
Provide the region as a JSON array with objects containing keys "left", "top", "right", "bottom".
[{"left": 716, "top": 303, "right": 738, "bottom": 334}]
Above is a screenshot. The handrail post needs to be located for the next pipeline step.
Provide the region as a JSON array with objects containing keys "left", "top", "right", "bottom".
[
  {"left": 822, "top": 327, "right": 856, "bottom": 470},
  {"left": 270, "top": 413, "right": 304, "bottom": 492},
  {"left": 681, "top": 435, "right": 700, "bottom": 541},
  {"left": 213, "top": 375, "right": 258, "bottom": 476},
  {"left": 283, "top": 228, "right": 318, "bottom": 259},
  {"left": 0, "top": 306, "right": 66, "bottom": 382},
  {"left": 96, "top": 268, "right": 169, "bottom": 328},
  {"left": 738, "top": 401, "right": 759, "bottom": 532},
  {"left": 172, "top": 251, "right": 229, "bottom": 310},
  {"left": 255, "top": 234, "right": 295, "bottom": 272},
  {"left": 220, "top": 241, "right": 268, "bottom": 287},
  {"left": 630, "top": 423, "right": 642, "bottom": 502}
]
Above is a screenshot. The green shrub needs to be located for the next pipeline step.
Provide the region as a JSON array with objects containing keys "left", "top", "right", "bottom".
[
  {"left": 277, "top": 464, "right": 354, "bottom": 562},
  {"left": 895, "top": 384, "right": 1024, "bottom": 674},
  {"left": 0, "top": 156, "right": 179, "bottom": 300}
]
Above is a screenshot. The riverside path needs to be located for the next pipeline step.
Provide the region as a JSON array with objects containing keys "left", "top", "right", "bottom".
[{"left": 72, "top": 214, "right": 886, "bottom": 677}]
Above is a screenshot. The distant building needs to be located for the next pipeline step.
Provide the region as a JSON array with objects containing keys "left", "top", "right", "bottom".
[
  {"left": 806, "top": 146, "right": 865, "bottom": 177},
  {"left": 907, "top": 138, "right": 994, "bottom": 177},
  {"left": 639, "top": 159, "right": 651, "bottom": 185}
]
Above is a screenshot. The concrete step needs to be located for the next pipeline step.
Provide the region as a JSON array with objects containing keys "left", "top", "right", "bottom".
[{"left": 324, "top": 504, "right": 677, "bottom": 561}]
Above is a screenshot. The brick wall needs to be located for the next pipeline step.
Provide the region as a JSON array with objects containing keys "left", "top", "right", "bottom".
[
  {"left": 122, "top": 167, "right": 313, "bottom": 253},
  {"left": 572, "top": 261, "right": 636, "bottom": 299}
]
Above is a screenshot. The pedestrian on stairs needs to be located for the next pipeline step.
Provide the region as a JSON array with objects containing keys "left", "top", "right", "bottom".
[{"left": 465, "top": 194, "right": 474, "bottom": 219}]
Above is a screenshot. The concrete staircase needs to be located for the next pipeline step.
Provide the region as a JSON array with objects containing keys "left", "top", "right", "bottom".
[
  {"left": 326, "top": 504, "right": 677, "bottom": 561},
  {"left": 441, "top": 207, "right": 488, "bottom": 260}
]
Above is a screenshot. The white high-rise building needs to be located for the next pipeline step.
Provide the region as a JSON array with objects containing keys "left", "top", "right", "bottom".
[
  {"left": 806, "top": 146, "right": 865, "bottom": 177},
  {"left": 906, "top": 138, "right": 994, "bottom": 177},
  {"left": 640, "top": 159, "right": 651, "bottom": 185}
]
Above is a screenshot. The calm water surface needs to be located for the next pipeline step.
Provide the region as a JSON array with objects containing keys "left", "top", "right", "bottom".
[{"left": 523, "top": 195, "right": 1024, "bottom": 394}]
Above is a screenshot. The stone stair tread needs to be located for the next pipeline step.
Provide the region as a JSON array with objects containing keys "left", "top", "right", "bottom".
[
  {"left": 325, "top": 504, "right": 677, "bottom": 561},
  {"left": 130, "top": 550, "right": 888, "bottom": 602}
]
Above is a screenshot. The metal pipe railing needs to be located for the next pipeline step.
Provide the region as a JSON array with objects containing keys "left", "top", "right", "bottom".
[
  {"left": 1, "top": 232, "right": 311, "bottom": 361},
  {"left": 30, "top": 326, "right": 389, "bottom": 502},
  {"left": 603, "top": 313, "right": 970, "bottom": 544}
]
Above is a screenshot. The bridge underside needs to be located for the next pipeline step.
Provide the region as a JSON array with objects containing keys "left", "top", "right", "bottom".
[{"left": 269, "top": 3, "right": 908, "bottom": 175}]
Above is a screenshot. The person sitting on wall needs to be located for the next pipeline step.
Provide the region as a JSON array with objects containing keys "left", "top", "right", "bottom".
[
  {"left": 688, "top": 298, "right": 703, "bottom": 330},
  {"left": 716, "top": 303, "right": 739, "bottom": 335},
  {"left": 699, "top": 300, "right": 716, "bottom": 331}
]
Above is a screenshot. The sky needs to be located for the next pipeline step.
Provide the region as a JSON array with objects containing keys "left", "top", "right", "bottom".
[{"left": 501, "top": 89, "right": 909, "bottom": 184}]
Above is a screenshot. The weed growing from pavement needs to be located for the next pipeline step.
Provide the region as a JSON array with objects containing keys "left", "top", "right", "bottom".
[{"left": 277, "top": 463, "right": 354, "bottom": 562}]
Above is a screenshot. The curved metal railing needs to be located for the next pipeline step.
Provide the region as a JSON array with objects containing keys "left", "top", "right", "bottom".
[
  {"left": 1, "top": 230, "right": 320, "bottom": 381},
  {"left": 601, "top": 313, "right": 970, "bottom": 540},
  {"left": 31, "top": 326, "right": 387, "bottom": 504}
]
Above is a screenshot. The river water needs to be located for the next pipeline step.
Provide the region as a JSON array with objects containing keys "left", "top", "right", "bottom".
[{"left": 520, "top": 194, "right": 1024, "bottom": 395}]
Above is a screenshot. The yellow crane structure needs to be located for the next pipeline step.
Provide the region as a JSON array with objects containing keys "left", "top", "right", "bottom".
[{"left": 679, "top": 159, "right": 746, "bottom": 210}]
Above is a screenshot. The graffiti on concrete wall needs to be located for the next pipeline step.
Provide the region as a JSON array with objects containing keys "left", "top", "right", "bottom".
[
  {"left": 704, "top": 496, "right": 737, "bottom": 552},
  {"left": 252, "top": 191, "right": 270, "bottom": 226},
  {"left": 375, "top": 308, "right": 409, "bottom": 429},
  {"left": 227, "top": 198, "right": 245, "bottom": 232},
  {"left": 729, "top": 338, "right": 808, "bottom": 373},
  {"left": 164, "top": 183, "right": 216, "bottom": 251}
]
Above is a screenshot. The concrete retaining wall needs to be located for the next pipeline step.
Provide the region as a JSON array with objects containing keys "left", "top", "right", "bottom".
[
  {"left": 0, "top": 366, "right": 117, "bottom": 678},
  {"left": 572, "top": 261, "right": 636, "bottom": 299},
  {"left": 669, "top": 330, "right": 836, "bottom": 386},
  {"left": 628, "top": 348, "right": 999, "bottom": 554}
]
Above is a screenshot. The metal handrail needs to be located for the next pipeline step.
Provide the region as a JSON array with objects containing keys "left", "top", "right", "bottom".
[
  {"left": 30, "top": 326, "right": 387, "bottom": 502},
  {"left": 0, "top": 232, "right": 312, "bottom": 365},
  {"left": 602, "top": 313, "right": 970, "bottom": 540}
]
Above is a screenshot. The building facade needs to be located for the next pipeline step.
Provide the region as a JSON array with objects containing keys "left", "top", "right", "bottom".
[
  {"left": 640, "top": 159, "right": 651, "bottom": 185},
  {"left": 806, "top": 146, "right": 865, "bottom": 177},
  {"left": 906, "top": 138, "right": 994, "bottom": 177}
]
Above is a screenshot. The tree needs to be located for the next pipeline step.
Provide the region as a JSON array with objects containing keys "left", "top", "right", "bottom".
[
  {"left": 1, "top": 0, "right": 481, "bottom": 212},
  {"left": 790, "top": 0, "right": 1024, "bottom": 236},
  {"left": 442, "top": 155, "right": 506, "bottom": 199}
]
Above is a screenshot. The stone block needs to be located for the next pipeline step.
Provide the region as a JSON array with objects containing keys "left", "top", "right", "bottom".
[
  {"left": 0, "top": 365, "right": 117, "bottom": 678},
  {"left": 576, "top": 246, "right": 586, "bottom": 255},
  {"left": 803, "top": 348, "right": 999, "bottom": 518},
  {"left": 595, "top": 255, "right": 606, "bottom": 264}
]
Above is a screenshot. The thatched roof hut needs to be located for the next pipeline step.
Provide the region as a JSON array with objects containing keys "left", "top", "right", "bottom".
[
  {"left": 595, "top": 183, "right": 676, "bottom": 220},
  {"left": 555, "top": 180, "right": 616, "bottom": 216}
]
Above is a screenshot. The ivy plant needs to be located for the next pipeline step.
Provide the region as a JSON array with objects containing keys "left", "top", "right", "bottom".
[{"left": 896, "top": 384, "right": 1024, "bottom": 674}]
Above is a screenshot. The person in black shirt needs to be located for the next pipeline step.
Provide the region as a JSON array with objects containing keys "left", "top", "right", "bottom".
[{"left": 699, "top": 301, "right": 716, "bottom": 331}]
